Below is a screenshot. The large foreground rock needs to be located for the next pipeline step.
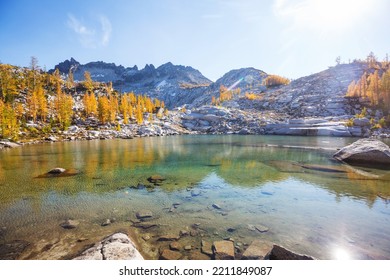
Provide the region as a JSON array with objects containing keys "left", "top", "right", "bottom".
[
  {"left": 73, "top": 233, "right": 144, "bottom": 260},
  {"left": 333, "top": 138, "right": 390, "bottom": 166}
]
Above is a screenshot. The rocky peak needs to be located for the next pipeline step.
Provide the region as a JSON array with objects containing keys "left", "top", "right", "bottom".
[
  {"left": 84, "top": 61, "right": 124, "bottom": 71},
  {"left": 213, "top": 67, "right": 268, "bottom": 90},
  {"left": 49, "top": 57, "right": 80, "bottom": 74},
  {"left": 143, "top": 64, "right": 156, "bottom": 72}
]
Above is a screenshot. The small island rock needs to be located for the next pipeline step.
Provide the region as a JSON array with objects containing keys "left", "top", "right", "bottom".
[{"left": 333, "top": 138, "right": 390, "bottom": 166}]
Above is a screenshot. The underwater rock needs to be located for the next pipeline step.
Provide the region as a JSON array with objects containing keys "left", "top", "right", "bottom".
[
  {"left": 212, "top": 203, "right": 222, "bottom": 210},
  {"left": 60, "top": 219, "right": 79, "bottom": 229},
  {"left": 169, "top": 242, "right": 181, "bottom": 251},
  {"left": 0, "top": 240, "right": 30, "bottom": 260},
  {"left": 255, "top": 224, "right": 269, "bottom": 233},
  {"left": 201, "top": 240, "right": 213, "bottom": 256},
  {"left": 184, "top": 245, "right": 192, "bottom": 251},
  {"left": 213, "top": 240, "right": 235, "bottom": 260},
  {"left": 160, "top": 249, "right": 182, "bottom": 260},
  {"left": 101, "top": 219, "right": 111, "bottom": 227},
  {"left": 241, "top": 240, "right": 273, "bottom": 260},
  {"left": 227, "top": 227, "right": 236, "bottom": 233},
  {"left": 132, "top": 222, "right": 157, "bottom": 229},
  {"left": 298, "top": 164, "right": 347, "bottom": 173},
  {"left": 136, "top": 210, "right": 153, "bottom": 219},
  {"left": 191, "top": 190, "right": 201, "bottom": 197},
  {"left": 157, "top": 235, "right": 180, "bottom": 241},
  {"left": 189, "top": 251, "right": 211, "bottom": 260},
  {"left": 147, "top": 175, "right": 166, "bottom": 184},
  {"left": 247, "top": 224, "right": 269, "bottom": 233},
  {"left": 36, "top": 168, "right": 79, "bottom": 178}
]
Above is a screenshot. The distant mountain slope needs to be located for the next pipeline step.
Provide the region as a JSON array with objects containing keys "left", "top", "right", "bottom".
[
  {"left": 50, "top": 58, "right": 212, "bottom": 108},
  {"left": 50, "top": 59, "right": 370, "bottom": 117},
  {"left": 249, "top": 62, "right": 367, "bottom": 117},
  {"left": 189, "top": 67, "right": 269, "bottom": 108}
]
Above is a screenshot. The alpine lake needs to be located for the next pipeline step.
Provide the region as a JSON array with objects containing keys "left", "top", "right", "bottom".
[{"left": 0, "top": 135, "right": 389, "bottom": 260}]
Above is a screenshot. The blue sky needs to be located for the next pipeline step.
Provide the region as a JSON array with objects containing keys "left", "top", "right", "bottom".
[{"left": 0, "top": 0, "right": 389, "bottom": 81}]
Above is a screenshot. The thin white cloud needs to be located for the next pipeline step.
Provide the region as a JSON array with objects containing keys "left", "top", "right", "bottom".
[
  {"left": 67, "top": 13, "right": 112, "bottom": 48},
  {"left": 100, "top": 15, "right": 112, "bottom": 46}
]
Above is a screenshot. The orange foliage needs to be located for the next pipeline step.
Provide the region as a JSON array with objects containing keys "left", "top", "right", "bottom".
[
  {"left": 263, "top": 75, "right": 290, "bottom": 87},
  {"left": 346, "top": 68, "right": 390, "bottom": 113}
]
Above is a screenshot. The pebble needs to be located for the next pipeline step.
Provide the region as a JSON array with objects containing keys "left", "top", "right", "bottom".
[
  {"left": 60, "top": 219, "right": 79, "bottom": 229},
  {"left": 212, "top": 203, "right": 222, "bottom": 210},
  {"left": 191, "top": 190, "right": 201, "bottom": 197},
  {"left": 142, "top": 235, "right": 151, "bottom": 241},
  {"left": 101, "top": 219, "right": 111, "bottom": 226},
  {"left": 136, "top": 210, "right": 153, "bottom": 219},
  {"left": 170, "top": 242, "right": 181, "bottom": 251}
]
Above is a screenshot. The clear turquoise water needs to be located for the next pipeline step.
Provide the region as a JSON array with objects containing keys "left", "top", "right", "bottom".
[{"left": 0, "top": 135, "right": 389, "bottom": 259}]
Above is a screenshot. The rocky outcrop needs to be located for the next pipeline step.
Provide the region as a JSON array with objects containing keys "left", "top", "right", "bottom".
[
  {"left": 181, "top": 106, "right": 267, "bottom": 135},
  {"left": 73, "top": 233, "right": 144, "bottom": 260},
  {"left": 179, "top": 106, "right": 372, "bottom": 137},
  {"left": 333, "top": 138, "right": 390, "bottom": 166},
  {"left": 264, "top": 118, "right": 369, "bottom": 137}
]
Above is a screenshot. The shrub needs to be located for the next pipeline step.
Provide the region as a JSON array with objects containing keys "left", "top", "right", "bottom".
[
  {"left": 263, "top": 75, "right": 290, "bottom": 87},
  {"left": 345, "top": 118, "right": 354, "bottom": 127}
]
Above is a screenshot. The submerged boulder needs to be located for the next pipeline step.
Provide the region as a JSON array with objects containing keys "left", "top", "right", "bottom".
[
  {"left": 36, "top": 168, "right": 79, "bottom": 178},
  {"left": 333, "top": 139, "right": 390, "bottom": 166},
  {"left": 60, "top": 219, "right": 79, "bottom": 229}
]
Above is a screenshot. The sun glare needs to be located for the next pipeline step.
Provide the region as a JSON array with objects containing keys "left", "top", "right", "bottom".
[
  {"left": 275, "top": 0, "right": 375, "bottom": 32},
  {"left": 333, "top": 248, "right": 351, "bottom": 260}
]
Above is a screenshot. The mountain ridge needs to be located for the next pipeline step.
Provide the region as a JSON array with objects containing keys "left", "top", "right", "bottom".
[{"left": 49, "top": 58, "right": 371, "bottom": 119}]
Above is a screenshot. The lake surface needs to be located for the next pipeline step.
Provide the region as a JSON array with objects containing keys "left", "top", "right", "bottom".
[{"left": 1, "top": 135, "right": 390, "bottom": 260}]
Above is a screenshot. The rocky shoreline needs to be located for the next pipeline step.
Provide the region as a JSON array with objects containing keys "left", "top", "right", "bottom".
[
  {"left": 2, "top": 105, "right": 390, "bottom": 151},
  {"left": 71, "top": 232, "right": 313, "bottom": 260}
]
